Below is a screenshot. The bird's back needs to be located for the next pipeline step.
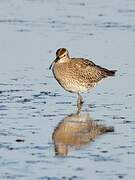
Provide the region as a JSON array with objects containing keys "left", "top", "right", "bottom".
[{"left": 53, "top": 58, "right": 116, "bottom": 92}]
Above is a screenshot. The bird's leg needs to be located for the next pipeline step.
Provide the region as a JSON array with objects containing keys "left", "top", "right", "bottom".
[{"left": 77, "top": 93, "right": 83, "bottom": 113}]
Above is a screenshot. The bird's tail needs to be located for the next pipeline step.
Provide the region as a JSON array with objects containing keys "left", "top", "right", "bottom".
[
  {"left": 101, "top": 68, "right": 117, "bottom": 77},
  {"left": 105, "top": 69, "right": 117, "bottom": 76}
]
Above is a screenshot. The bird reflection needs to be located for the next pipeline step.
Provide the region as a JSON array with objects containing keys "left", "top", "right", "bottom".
[{"left": 52, "top": 110, "right": 114, "bottom": 156}]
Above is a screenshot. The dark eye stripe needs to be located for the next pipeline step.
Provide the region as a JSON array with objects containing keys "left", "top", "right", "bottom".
[{"left": 56, "top": 48, "right": 67, "bottom": 56}]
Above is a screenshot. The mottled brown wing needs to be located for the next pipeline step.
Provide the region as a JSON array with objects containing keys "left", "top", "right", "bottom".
[
  {"left": 72, "top": 58, "right": 106, "bottom": 83},
  {"left": 71, "top": 58, "right": 96, "bottom": 67}
]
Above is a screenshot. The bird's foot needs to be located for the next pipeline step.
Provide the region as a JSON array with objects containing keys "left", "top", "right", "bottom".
[{"left": 77, "top": 94, "right": 84, "bottom": 114}]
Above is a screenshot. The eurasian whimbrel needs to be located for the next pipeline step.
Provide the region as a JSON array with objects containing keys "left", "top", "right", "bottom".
[{"left": 49, "top": 48, "right": 116, "bottom": 109}]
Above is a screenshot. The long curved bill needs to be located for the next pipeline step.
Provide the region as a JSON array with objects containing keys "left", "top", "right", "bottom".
[{"left": 49, "top": 57, "right": 59, "bottom": 70}]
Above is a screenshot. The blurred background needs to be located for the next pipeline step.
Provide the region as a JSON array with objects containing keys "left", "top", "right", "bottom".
[{"left": 0, "top": 0, "right": 135, "bottom": 179}]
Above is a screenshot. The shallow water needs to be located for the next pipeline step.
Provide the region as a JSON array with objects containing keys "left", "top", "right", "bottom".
[{"left": 0, "top": 0, "right": 135, "bottom": 179}]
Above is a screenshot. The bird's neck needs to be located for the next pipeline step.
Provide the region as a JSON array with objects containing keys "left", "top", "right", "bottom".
[{"left": 58, "top": 57, "right": 70, "bottom": 63}]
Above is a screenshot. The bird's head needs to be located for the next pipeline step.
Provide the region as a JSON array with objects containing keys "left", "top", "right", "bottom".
[{"left": 49, "top": 48, "right": 69, "bottom": 70}]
